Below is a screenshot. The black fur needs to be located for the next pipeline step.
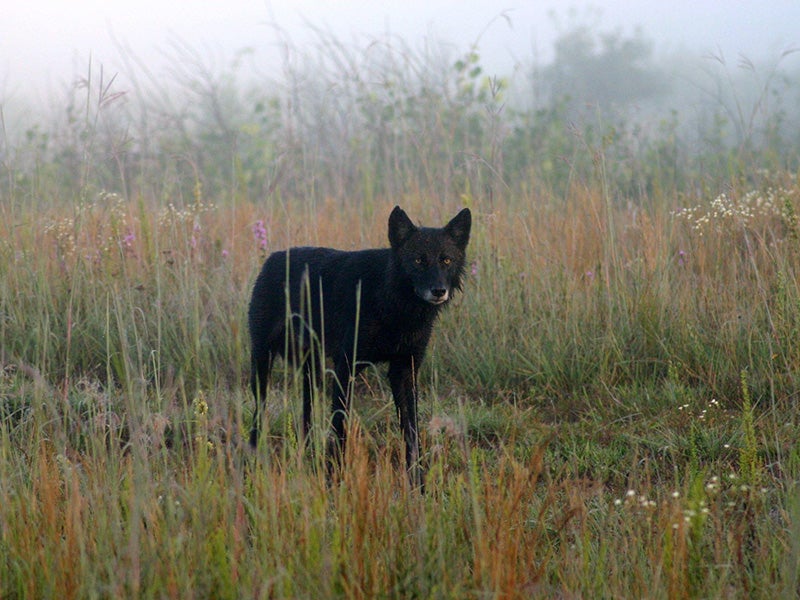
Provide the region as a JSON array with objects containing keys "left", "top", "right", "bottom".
[{"left": 248, "top": 206, "right": 471, "bottom": 486}]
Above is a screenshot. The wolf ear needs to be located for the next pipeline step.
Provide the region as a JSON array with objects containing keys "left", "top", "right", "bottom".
[
  {"left": 445, "top": 208, "right": 471, "bottom": 249},
  {"left": 388, "top": 206, "right": 416, "bottom": 249}
]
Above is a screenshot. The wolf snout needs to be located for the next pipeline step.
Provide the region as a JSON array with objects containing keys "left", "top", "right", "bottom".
[{"left": 420, "top": 286, "right": 449, "bottom": 304}]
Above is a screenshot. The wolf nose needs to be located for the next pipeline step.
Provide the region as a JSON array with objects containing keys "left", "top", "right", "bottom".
[{"left": 431, "top": 288, "right": 447, "bottom": 299}]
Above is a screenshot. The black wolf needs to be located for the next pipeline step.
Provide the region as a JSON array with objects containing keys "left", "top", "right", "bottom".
[{"left": 248, "top": 206, "right": 471, "bottom": 485}]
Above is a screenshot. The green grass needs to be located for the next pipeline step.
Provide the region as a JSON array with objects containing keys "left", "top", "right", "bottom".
[
  {"left": 3, "top": 26, "right": 799, "bottom": 596},
  {"left": 2, "top": 169, "right": 800, "bottom": 597}
]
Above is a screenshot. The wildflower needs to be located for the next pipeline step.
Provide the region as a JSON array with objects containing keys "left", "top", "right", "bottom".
[
  {"left": 252, "top": 220, "right": 268, "bottom": 251},
  {"left": 427, "top": 415, "right": 461, "bottom": 438},
  {"left": 193, "top": 392, "right": 209, "bottom": 418},
  {"left": 470, "top": 261, "right": 478, "bottom": 276},
  {"left": 677, "top": 250, "right": 687, "bottom": 266},
  {"left": 672, "top": 187, "right": 787, "bottom": 235}
]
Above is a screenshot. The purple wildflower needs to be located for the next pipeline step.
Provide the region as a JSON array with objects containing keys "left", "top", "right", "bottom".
[{"left": 252, "top": 219, "right": 268, "bottom": 251}]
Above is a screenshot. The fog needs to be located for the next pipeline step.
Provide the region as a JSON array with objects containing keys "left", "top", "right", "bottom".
[
  {"left": 2, "top": 0, "right": 799, "bottom": 206},
  {"left": 3, "top": 0, "right": 799, "bottom": 99}
]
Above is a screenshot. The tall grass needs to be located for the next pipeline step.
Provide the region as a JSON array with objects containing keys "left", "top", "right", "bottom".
[
  {"left": 2, "top": 28, "right": 800, "bottom": 598},
  {"left": 2, "top": 170, "right": 800, "bottom": 596}
]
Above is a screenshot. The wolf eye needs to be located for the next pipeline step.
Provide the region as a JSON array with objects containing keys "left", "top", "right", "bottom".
[
  {"left": 414, "top": 256, "right": 424, "bottom": 265},
  {"left": 441, "top": 256, "right": 452, "bottom": 265}
]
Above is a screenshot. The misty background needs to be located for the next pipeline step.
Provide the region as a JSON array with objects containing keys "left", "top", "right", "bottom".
[{"left": 2, "top": 1, "right": 799, "bottom": 205}]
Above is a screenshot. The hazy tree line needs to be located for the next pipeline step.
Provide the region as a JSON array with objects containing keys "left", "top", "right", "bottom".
[{"left": 2, "top": 19, "right": 799, "bottom": 207}]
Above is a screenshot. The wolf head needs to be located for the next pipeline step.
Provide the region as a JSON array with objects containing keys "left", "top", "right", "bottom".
[{"left": 388, "top": 206, "right": 472, "bottom": 305}]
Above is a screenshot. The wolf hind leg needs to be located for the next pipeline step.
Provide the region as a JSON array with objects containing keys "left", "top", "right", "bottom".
[
  {"left": 301, "top": 353, "right": 325, "bottom": 449},
  {"left": 249, "top": 351, "right": 274, "bottom": 448}
]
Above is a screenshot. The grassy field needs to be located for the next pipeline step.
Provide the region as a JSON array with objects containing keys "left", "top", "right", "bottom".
[
  {"left": 2, "top": 165, "right": 800, "bottom": 597},
  {"left": 1, "top": 29, "right": 799, "bottom": 596}
]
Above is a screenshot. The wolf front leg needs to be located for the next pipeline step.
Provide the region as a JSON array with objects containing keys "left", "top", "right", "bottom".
[
  {"left": 327, "top": 351, "right": 362, "bottom": 477},
  {"left": 388, "top": 358, "right": 425, "bottom": 490}
]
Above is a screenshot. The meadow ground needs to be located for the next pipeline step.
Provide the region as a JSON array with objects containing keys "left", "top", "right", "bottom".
[{"left": 2, "top": 171, "right": 800, "bottom": 598}]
